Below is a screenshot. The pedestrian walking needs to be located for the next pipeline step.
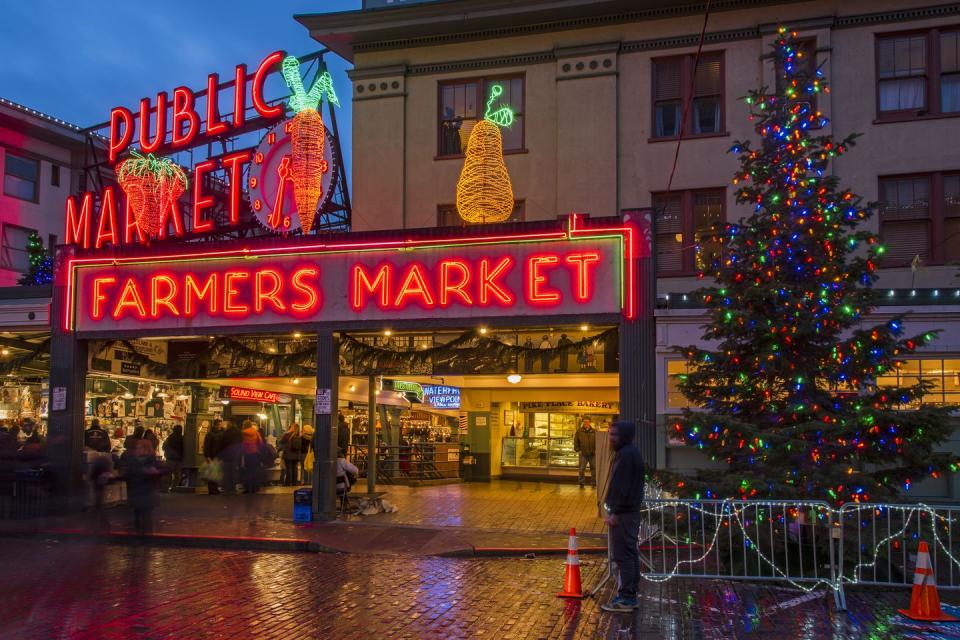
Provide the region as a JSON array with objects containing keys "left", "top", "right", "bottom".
[
  {"left": 122, "top": 438, "right": 164, "bottom": 537},
  {"left": 573, "top": 417, "right": 597, "bottom": 488},
  {"left": 600, "top": 420, "right": 645, "bottom": 613},
  {"left": 201, "top": 419, "right": 224, "bottom": 494},
  {"left": 279, "top": 423, "right": 303, "bottom": 486},
  {"left": 240, "top": 420, "right": 264, "bottom": 494},
  {"left": 219, "top": 421, "right": 242, "bottom": 494},
  {"left": 162, "top": 424, "right": 184, "bottom": 492}
]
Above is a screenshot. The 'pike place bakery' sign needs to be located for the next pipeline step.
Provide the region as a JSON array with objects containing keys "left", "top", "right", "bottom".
[{"left": 63, "top": 215, "right": 644, "bottom": 333}]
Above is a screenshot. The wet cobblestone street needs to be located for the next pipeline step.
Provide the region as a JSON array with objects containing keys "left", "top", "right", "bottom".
[{"left": 3, "top": 540, "right": 960, "bottom": 639}]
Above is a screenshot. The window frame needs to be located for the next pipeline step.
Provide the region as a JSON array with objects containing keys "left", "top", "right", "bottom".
[
  {"left": 875, "top": 26, "right": 960, "bottom": 122},
  {"left": 436, "top": 74, "right": 526, "bottom": 160},
  {"left": 650, "top": 51, "right": 726, "bottom": 142},
  {"left": 1, "top": 223, "right": 38, "bottom": 273},
  {"left": 878, "top": 170, "right": 960, "bottom": 266},
  {"left": 2, "top": 151, "right": 40, "bottom": 203},
  {"left": 651, "top": 187, "right": 727, "bottom": 276}
]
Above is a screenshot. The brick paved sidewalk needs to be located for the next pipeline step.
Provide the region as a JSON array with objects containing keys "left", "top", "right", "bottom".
[
  {"left": 0, "top": 480, "right": 607, "bottom": 555},
  {"left": 3, "top": 540, "right": 959, "bottom": 639}
]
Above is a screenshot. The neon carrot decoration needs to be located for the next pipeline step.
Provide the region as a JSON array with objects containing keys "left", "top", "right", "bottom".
[
  {"left": 116, "top": 150, "right": 188, "bottom": 239},
  {"left": 281, "top": 55, "right": 339, "bottom": 234},
  {"left": 455, "top": 84, "right": 515, "bottom": 224}
]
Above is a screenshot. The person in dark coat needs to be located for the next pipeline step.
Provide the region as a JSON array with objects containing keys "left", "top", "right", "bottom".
[
  {"left": 219, "top": 421, "right": 242, "bottom": 494},
  {"left": 162, "top": 425, "right": 184, "bottom": 492},
  {"left": 122, "top": 439, "right": 164, "bottom": 537},
  {"left": 279, "top": 424, "right": 302, "bottom": 486},
  {"left": 573, "top": 416, "right": 597, "bottom": 488},
  {"left": 601, "top": 420, "right": 645, "bottom": 612},
  {"left": 202, "top": 419, "right": 224, "bottom": 495},
  {"left": 142, "top": 428, "right": 160, "bottom": 454},
  {"left": 337, "top": 413, "right": 350, "bottom": 458}
]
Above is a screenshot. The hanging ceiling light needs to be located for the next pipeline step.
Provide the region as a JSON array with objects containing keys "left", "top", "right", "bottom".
[{"left": 507, "top": 374, "right": 522, "bottom": 384}]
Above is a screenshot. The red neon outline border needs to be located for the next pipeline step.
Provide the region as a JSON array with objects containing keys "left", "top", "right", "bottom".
[{"left": 64, "top": 219, "right": 641, "bottom": 331}]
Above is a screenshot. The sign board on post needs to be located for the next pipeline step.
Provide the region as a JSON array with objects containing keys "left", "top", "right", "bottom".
[
  {"left": 316, "top": 388, "right": 331, "bottom": 414},
  {"left": 52, "top": 387, "right": 67, "bottom": 412}
]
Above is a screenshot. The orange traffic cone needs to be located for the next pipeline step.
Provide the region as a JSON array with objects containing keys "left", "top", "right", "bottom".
[
  {"left": 557, "top": 527, "right": 583, "bottom": 598},
  {"left": 898, "top": 541, "right": 958, "bottom": 622}
]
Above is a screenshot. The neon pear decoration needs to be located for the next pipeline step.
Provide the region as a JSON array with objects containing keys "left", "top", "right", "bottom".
[
  {"left": 116, "top": 150, "right": 188, "bottom": 239},
  {"left": 455, "top": 84, "right": 515, "bottom": 224},
  {"left": 281, "top": 55, "right": 339, "bottom": 234}
]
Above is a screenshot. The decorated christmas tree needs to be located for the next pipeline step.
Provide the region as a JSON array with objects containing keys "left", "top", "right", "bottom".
[
  {"left": 17, "top": 231, "right": 54, "bottom": 286},
  {"left": 671, "top": 29, "right": 957, "bottom": 504}
]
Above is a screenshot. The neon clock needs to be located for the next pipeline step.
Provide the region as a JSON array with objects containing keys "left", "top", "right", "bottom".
[{"left": 247, "top": 116, "right": 339, "bottom": 234}]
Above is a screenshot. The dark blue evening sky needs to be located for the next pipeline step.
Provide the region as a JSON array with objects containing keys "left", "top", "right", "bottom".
[{"left": 0, "top": 0, "right": 359, "bottom": 180}]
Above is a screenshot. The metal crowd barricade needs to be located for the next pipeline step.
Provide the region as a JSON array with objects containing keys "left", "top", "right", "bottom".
[
  {"left": 633, "top": 499, "right": 842, "bottom": 608},
  {"left": 346, "top": 443, "right": 459, "bottom": 483},
  {"left": 836, "top": 502, "right": 960, "bottom": 610}
]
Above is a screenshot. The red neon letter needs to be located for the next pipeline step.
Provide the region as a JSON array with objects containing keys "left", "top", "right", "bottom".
[
  {"left": 352, "top": 264, "right": 391, "bottom": 310},
  {"left": 138, "top": 92, "right": 167, "bottom": 154},
  {"left": 439, "top": 260, "right": 473, "bottom": 306},
  {"left": 394, "top": 264, "right": 435, "bottom": 308},
  {"left": 158, "top": 200, "right": 185, "bottom": 240},
  {"left": 291, "top": 267, "right": 320, "bottom": 313},
  {"left": 91, "top": 277, "right": 116, "bottom": 320},
  {"left": 171, "top": 87, "right": 199, "bottom": 148},
  {"left": 565, "top": 252, "right": 601, "bottom": 302},
  {"left": 65, "top": 192, "right": 93, "bottom": 249},
  {"left": 205, "top": 73, "right": 229, "bottom": 136},
  {"left": 223, "top": 271, "right": 250, "bottom": 315},
  {"left": 221, "top": 150, "right": 251, "bottom": 225},
  {"left": 255, "top": 269, "right": 286, "bottom": 313},
  {"left": 252, "top": 51, "right": 284, "bottom": 119},
  {"left": 233, "top": 64, "right": 247, "bottom": 129},
  {"left": 192, "top": 159, "right": 217, "bottom": 232},
  {"left": 479, "top": 257, "right": 515, "bottom": 305},
  {"left": 151, "top": 274, "right": 180, "bottom": 317},
  {"left": 527, "top": 256, "right": 561, "bottom": 304},
  {"left": 94, "top": 187, "right": 119, "bottom": 249},
  {"left": 184, "top": 273, "right": 218, "bottom": 316},
  {"left": 113, "top": 278, "right": 147, "bottom": 320},
  {"left": 123, "top": 196, "right": 146, "bottom": 245},
  {"left": 108, "top": 107, "right": 133, "bottom": 164}
]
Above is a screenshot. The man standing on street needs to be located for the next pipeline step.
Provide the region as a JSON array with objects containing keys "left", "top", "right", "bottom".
[
  {"left": 601, "top": 420, "right": 645, "bottom": 612},
  {"left": 573, "top": 417, "right": 596, "bottom": 488}
]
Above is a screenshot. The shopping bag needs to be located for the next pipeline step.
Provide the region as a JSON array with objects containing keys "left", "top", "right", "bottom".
[
  {"left": 200, "top": 459, "right": 223, "bottom": 483},
  {"left": 303, "top": 449, "right": 315, "bottom": 474}
]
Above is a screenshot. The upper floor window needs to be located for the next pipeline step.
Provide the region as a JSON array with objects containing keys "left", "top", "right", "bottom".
[
  {"left": 438, "top": 76, "right": 524, "bottom": 157},
  {"left": 652, "top": 188, "right": 725, "bottom": 275},
  {"left": 50, "top": 164, "right": 60, "bottom": 188},
  {"left": 877, "top": 28, "right": 960, "bottom": 118},
  {"left": 1, "top": 224, "right": 36, "bottom": 272},
  {"left": 3, "top": 152, "right": 39, "bottom": 203},
  {"left": 877, "top": 358, "right": 960, "bottom": 407},
  {"left": 776, "top": 38, "right": 820, "bottom": 115},
  {"left": 652, "top": 52, "right": 724, "bottom": 139},
  {"left": 437, "top": 200, "right": 524, "bottom": 227},
  {"left": 879, "top": 171, "right": 960, "bottom": 266}
]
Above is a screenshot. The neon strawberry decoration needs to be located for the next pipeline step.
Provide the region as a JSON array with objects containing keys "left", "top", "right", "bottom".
[
  {"left": 281, "top": 55, "right": 339, "bottom": 234},
  {"left": 116, "top": 150, "right": 188, "bottom": 239}
]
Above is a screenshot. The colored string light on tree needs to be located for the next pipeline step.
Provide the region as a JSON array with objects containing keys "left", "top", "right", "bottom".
[
  {"left": 456, "top": 84, "right": 515, "bottom": 224},
  {"left": 280, "top": 55, "right": 339, "bottom": 234},
  {"left": 116, "top": 151, "right": 188, "bottom": 240}
]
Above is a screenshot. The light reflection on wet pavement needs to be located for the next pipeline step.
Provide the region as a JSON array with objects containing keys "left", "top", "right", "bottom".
[{"left": 2, "top": 540, "right": 960, "bottom": 639}]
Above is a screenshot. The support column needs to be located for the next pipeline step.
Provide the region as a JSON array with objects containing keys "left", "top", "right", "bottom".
[
  {"left": 367, "top": 374, "right": 376, "bottom": 493},
  {"left": 47, "top": 266, "right": 88, "bottom": 501},
  {"left": 312, "top": 331, "right": 338, "bottom": 521},
  {"left": 618, "top": 228, "right": 657, "bottom": 467}
]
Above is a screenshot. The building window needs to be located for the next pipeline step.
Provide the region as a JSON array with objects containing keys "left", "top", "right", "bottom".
[
  {"left": 3, "top": 152, "right": 39, "bottom": 202},
  {"left": 877, "top": 28, "right": 960, "bottom": 118},
  {"left": 1, "top": 224, "right": 37, "bottom": 272},
  {"left": 666, "top": 359, "right": 693, "bottom": 409},
  {"left": 438, "top": 76, "right": 524, "bottom": 157},
  {"left": 50, "top": 164, "right": 60, "bottom": 187},
  {"left": 652, "top": 52, "right": 724, "bottom": 139},
  {"left": 48, "top": 234, "right": 58, "bottom": 251},
  {"left": 879, "top": 172, "right": 960, "bottom": 266},
  {"left": 437, "top": 200, "right": 524, "bottom": 227},
  {"left": 652, "top": 189, "right": 725, "bottom": 275},
  {"left": 877, "top": 358, "right": 960, "bottom": 407}
]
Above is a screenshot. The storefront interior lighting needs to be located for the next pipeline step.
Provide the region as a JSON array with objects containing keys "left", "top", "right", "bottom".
[
  {"left": 579, "top": 324, "right": 589, "bottom": 331},
  {"left": 383, "top": 329, "right": 392, "bottom": 337},
  {"left": 507, "top": 374, "right": 522, "bottom": 384},
  {"left": 348, "top": 384, "right": 356, "bottom": 392},
  {"left": 292, "top": 378, "right": 300, "bottom": 384},
  {"left": 257, "top": 412, "right": 268, "bottom": 420},
  {"left": 293, "top": 332, "right": 302, "bottom": 338},
  {"left": 0, "top": 349, "right": 8, "bottom": 356},
  {"left": 478, "top": 327, "right": 488, "bottom": 335},
  {"left": 220, "top": 399, "right": 230, "bottom": 405}
]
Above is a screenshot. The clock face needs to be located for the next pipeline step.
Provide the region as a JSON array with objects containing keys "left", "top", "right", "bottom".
[{"left": 247, "top": 116, "right": 339, "bottom": 234}]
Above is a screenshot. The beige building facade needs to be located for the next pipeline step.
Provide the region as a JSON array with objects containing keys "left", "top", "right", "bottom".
[{"left": 302, "top": 0, "right": 960, "bottom": 494}]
